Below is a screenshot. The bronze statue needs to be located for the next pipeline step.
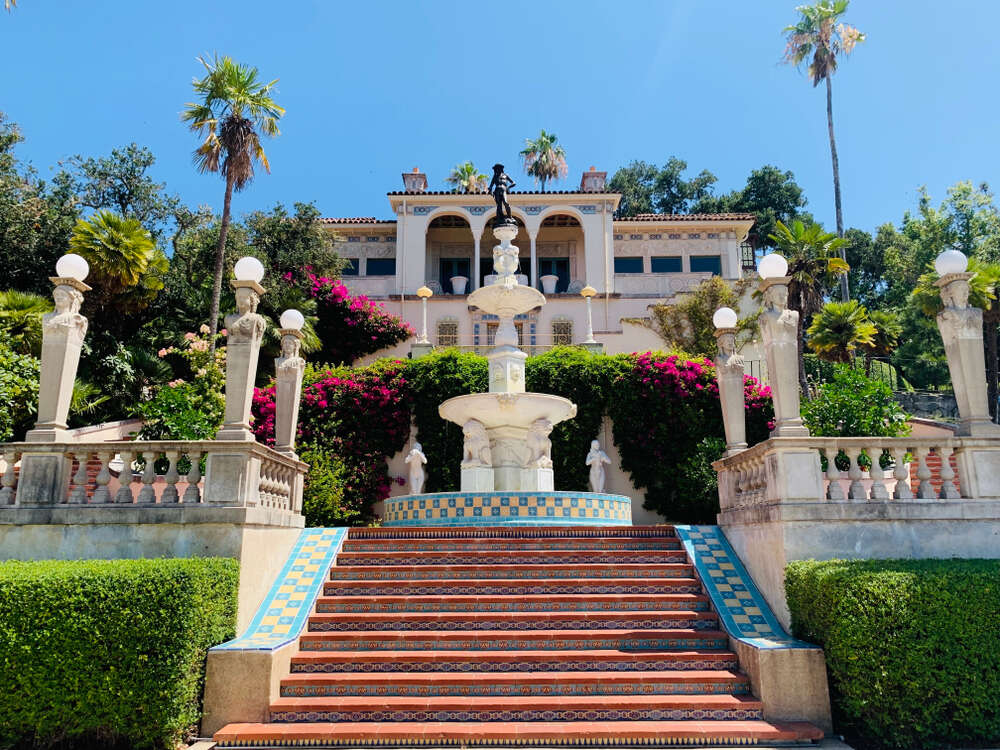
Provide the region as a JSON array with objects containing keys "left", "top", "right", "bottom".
[{"left": 488, "top": 163, "right": 516, "bottom": 223}]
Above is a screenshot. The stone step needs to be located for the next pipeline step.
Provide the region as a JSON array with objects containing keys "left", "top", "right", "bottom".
[
  {"left": 266, "top": 693, "right": 766, "bottom": 723},
  {"left": 215, "top": 719, "right": 825, "bottom": 747},
  {"left": 335, "top": 549, "right": 689, "bottom": 566},
  {"left": 289, "top": 649, "right": 740, "bottom": 674},
  {"left": 342, "top": 537, "right": 683, "bottom": 552},
  {"left": 346, "top": 525, "right": 678, "bottom": 541},
  {"left": 323, "top": 577, "right": 704, "bottom": 597},
  {"left": 296, "top": 628, "right": 730, "bottom": 653},
  {"left": 314, "top": 592, "right": 712, "bottom": 614},
  {"left": 327, "top": 563, "right": 695, "bottom": 581},
  {"left": 306, "top": 610, "right": 719, "bottom": 633},
  {"left": 278, "top": 670, "right": 751, "bottom": 698}
]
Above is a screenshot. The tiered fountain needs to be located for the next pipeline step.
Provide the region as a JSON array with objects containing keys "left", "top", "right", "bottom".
[{"left": 383, "top": 202, "right": 633, "bottom": 526}]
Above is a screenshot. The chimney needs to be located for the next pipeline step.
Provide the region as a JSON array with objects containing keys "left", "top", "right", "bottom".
[
  {"left": 579, "top": 166, "right": 607, "bottom": 193},
  {"left": 402, "top": 167, "right": 428, "bottom": 193}
]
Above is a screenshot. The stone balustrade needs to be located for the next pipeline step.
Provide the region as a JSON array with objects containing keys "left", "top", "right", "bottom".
[{"left": 0, "top": 440, "right": 306, "bottom": 512}]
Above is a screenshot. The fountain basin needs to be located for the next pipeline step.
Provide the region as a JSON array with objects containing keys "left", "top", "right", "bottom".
[
  {"left": 439, "top": 392, "right": 576, "bottom": 429},
  {"left": 467, "top": 283, "right": 545, "bottom": 317},
  {"left": 382, "top": 490, "right": 633, "bottom": 527}
]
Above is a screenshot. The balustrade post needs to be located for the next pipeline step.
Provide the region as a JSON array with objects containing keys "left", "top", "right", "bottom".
[
  {"left": 91, "top": 451, "right": 112, "bottom": 504},
  {"left": 713, "top": 309, "right": 747, "bottom": 455},
  {"left": 825, "top": 443, "right": 845, "bottom": 500},
  {"left": 137, "top": 454, "right": 156, "bottom": 504},
  {"left": 915, "top": 447, "right": 935, "bottom": 499},
  {"left": 938, "top": 445, "right": 960, "bottom": 499},
  {"left": 68, "top": 452, "right": 89, "bottom": 505},
  {"left": 274, "top": 312, "right": 306, "bottom": 457},
  {"left": 115, "top": 451, "right": 136, "bottom": 504},
  {"left": 183, "top": 451, "right": 202, "bottom": 504},
  {"left": 868, "top": 444, "right": 889, "bottom": 501},
  {"left": 161, "top": 451, "right": 181, "bottom": 503},
  {"left": 892, "top": 447, "right": 913, "bottom": 500},
  {"left": 844, "top": 446, "right": 866, "bottom": 500},
  {"left": 0, "top": 450, "right": 18, "bottom": 505}
]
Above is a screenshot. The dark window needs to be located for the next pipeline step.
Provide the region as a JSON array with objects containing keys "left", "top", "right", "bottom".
[
  {"left": 366, "top": 236, "right": 379, "bottom": 242},
  {"left": 366, "top": 258, "right": 396, "bottom": 276},
  {"left": 690, "top": 256, "right": 722, "bottom": 275},
  {"left": 439, "top": 258, "right": 471, "bottom": 294},
  {"left": 342, "top": 258, "right": 360, "bottom": 276},
  {"left": 614, "top": 257, "right": 644, "bottom": 274},
  {"left": 651, "top": 256, "right": 682, "bottom": 273},
  {"left": 537, "top": 257, "right": 570, "bottom": 292}
]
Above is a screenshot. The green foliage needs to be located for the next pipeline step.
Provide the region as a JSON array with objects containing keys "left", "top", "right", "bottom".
[
  {"left": 802, "top": 366, "right": 909, "bottom": 437},
  {"left": 446, "top": 162, "right": 487, "bottom": 193},
  {"left": 0, "top": 338, "right": 39, "bottom": 442},
  {"left": 672, "top": 436, "right": 727, "bottom": 522},
  {"left": 299, "top": 445, "right": 354, "bottom": 526},
  {"left": 786, "top": 559, "right": 1000, "bottom": 750},
  {"left": 807, "top": 300, "right": 876, "bottom": 363},
  {"left": 782, "top": 1, "right": 865, "bottom": 87},
  {"left": 651, "top": 276, "right": 757, "bottom": 358},
  {"left": 0, "top": 289, "right": 51, "bottom": 356},
  {"left": 0, "top": 557, "right": 238, "bottom": 750},
  {"left": 609, "top": 157, "right": 716, "bottom": 217}
]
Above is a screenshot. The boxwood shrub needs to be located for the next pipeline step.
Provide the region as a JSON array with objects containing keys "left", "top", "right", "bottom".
[
  {"left": 0, "top": 557, "right": 239, "bottom": 750},
  {"left": 786, "top": 559, "right": 1000, "bottom": 750}
]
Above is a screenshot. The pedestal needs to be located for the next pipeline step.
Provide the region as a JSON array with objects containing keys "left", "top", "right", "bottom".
[
  {"left": 520, "top": 467, "right": 554, "bottom": 492},
  {"left": 460, "top": 466, "right": 495, "bottom": 492}
]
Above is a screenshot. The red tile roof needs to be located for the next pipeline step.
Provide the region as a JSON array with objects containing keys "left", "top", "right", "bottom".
[
  {"left": 318, "top": 217, "right": 397, "bottom": 225},
  {"left": 623, "top": 213, "right": 756, "bottom": 222}
]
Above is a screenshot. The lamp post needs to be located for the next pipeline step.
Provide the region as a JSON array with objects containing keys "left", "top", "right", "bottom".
[
  {"left": 713, "top": 306, "right": 747, "bottom": 455},
  {"left": 216, "top": 256, "right": 267, "bottom": 441},
  {"left": 274, "top": 309, "right": 306, "bottom": 457},
  {"left": 757, "top": 253, "right": 809, "bottom": 437},
  {"left": 580, "top": 285, "right": 597, "bottom": 344},
  {"left": 933, "top": 249, "right": 1000, "bottom": 436},
  {"left": 416, "top": 285, "right": 432, "bottom": 344}
]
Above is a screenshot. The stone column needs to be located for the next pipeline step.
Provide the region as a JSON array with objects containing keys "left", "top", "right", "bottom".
[
  {"left": 216, "top": 280, "right": 267, "bottom": 441},
  {"left": 935, "top": 271, "right": 1000, "bottom": 436},
  {"left": 25, "top": 276, "right": 91, "bottom": 443},
  {"left": 759, "top": 277, "right": 809, "bottom": 437},
  {"left": 715, "top": 327, "right": 748, "bottom": 454},
  {"left": 529, "top": 233, "right": 538, "bottom": 289},
  {"left": 274, "top": 328, "right": 306, "bottom": 456},
  {"left": 473, "top": 234, "right": 481, "bottom": 290}
]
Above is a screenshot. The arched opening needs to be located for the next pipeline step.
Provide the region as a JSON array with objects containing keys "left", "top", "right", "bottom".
[
  {"left": 480, "top": 215, "right": 528, "bottom": 288},
  {"left": 427, "top": 214, "right": 474, "bottom": 294},
  {"left": 535, "top": 213, "right": 583, "bottom": 293}
]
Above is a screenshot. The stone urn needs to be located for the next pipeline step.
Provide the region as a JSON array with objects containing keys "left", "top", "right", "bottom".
[
  {"left": 540, "top": 274, "right": 559, "bottom": 295},
  {"left": 450, "top": 276, "right": 468, "bottom": 295}
]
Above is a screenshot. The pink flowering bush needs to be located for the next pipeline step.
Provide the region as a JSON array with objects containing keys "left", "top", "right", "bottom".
[
  {"left": 252, "top": 359, "right": 411, "bottom": 523},
  {"left": 139, "top": 327, "right": 226, "bottom": 440},
  {"left": 306, "top": 273, "right": 414, "bottom": 364}
]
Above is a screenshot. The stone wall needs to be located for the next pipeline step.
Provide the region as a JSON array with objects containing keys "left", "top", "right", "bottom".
[{"left": 896, "top": 390, "right": 960, "bottom": 420}]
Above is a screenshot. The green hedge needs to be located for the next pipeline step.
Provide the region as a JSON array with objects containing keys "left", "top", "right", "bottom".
[
  {"left": 786, "top": 559, "right": 1000, "bottom": 750},
  {"left": 0, "top": 558, "right": 239, "bottom": 750}
]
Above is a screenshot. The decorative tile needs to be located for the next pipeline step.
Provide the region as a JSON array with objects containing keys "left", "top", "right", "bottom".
[
  {"left": 382, "top": 491, "right": 632, "bottom": 527},
  {"left": 673, "top": 525, "right": 815, "bottom": 649},
  {"left": 212, "top": 528, "right": 347, "bottom": 652}
]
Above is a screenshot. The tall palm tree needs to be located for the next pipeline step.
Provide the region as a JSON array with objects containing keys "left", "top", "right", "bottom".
[
  {"left": 0, "top": 290, "right": 51, "bottom": 355},
  {"left": 446, "top": 162, "right": 487, "bottom": 193},
  {"left": 520, "top": 130, "right": 568, "bottom": 192},
  {"left": 783, "top": 1, "right": 865, "bottom": 301},
  {"left": 768, "top": 219, "right": 850, "bottom": 393},
  {"left": 807, "top": 300, "right": 875, "bottom": 363},
  {"left": 182, "top": 54, "right": 284, "bottom": 345}
]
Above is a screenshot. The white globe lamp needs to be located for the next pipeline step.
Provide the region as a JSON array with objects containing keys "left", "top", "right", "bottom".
[
  {"left": 934, "top": 249, "right": 968, "bottom": 277},
  {"left": 757, "top": 253, "right": 788, "bottom": 280},
  {"left": 713, "top": 307, "right": 739, "bottom": 330},
  {"left": 233, "top": 256, "right": 266, "bottom": 284},
  {"left": 55, "top": 253, "right": 90, "bottom": 282},
  {"left": 279, "top": 309, "right": 305, "bottom": 331}
]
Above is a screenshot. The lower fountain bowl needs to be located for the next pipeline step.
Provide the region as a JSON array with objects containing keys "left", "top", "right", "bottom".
[{"left": 382, "top": 491, "right": 632, "bottom": 527}]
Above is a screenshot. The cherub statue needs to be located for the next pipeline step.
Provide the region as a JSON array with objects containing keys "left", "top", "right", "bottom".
[
  {"left": 404, "top": 442, "right": 428, "bottom": 494},
  {"left": 525, "top": 418, "right": 553, "bottom": 469},
  {"left": 461, "top": 419, "right": 492, "bottom": 467},
  {"left": 586, "top": 439, "right": 612, "bottom": 493},
  {"left": 487, "top": 163, "right": 516, "bottom": 223}
]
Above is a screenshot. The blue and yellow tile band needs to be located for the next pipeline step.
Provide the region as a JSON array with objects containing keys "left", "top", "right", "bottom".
[
  {"left": 382, "top": 491, "right": 632, "bottom": 527},
  {"left": 673, "top": 525, "right": 813, "bottom": 650},
  {"left": 213, "top": 528, "right": 347, "bottom": 652}
]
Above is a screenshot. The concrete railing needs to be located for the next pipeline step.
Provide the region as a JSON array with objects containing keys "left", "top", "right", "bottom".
[
  {"left": 0, "top": 440, "right": 306, "bottom": 512},
  {"left": 714, "top": 436, "right": 1000, "bottom": 512}
]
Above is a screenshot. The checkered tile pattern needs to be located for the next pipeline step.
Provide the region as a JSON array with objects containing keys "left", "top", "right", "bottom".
[
  {"left": 383, "top": 492, "right": 632, "bottom": 527},
  {"left": 214, "top": 528, "right": 347, "bottom": 651},
  {"left": 673, "top": 526, "right": 812, "bottom": 649}
]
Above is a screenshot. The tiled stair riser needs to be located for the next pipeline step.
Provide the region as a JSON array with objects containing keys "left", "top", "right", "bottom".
[
  {"left": 280, "top": 682, "right": 751, "bottom": 698},
  {"left": 306, "top": 614, "right": 718, "bottom": 632},
  {"left": 314, "top": 597, "right": 712, "bottom": 613},
  {"left": 342, "top": 539, "right": 682, "bottom": 552},
  {"left": 268, "top": 708, "right": 763, "bottom": 723},
  {"left": 327, "top": 565, "right": 693, "bottom": 581},
  {"left": 337, "top": 551, "right": 689, "bottom": 565},
  {"left": 289, "top": 655, "right": 741, "bottom": 674},
  {"left": 296, "top": 635, "right": 729, "bottom": 651},
  {"left": 324, "top": 581, "right": 704, "bottom": 596}
]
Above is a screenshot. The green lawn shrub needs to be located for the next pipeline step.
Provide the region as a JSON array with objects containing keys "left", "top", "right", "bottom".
[
  {"left": 786, "top": 559, "right": 1000, "bottom": 750},
  {"left": 0, "top": 557, "right": 239, "bottom": 750}
]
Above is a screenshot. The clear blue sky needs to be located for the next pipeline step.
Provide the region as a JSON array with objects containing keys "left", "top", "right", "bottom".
[{"left": 2, "top": 0, "right": 997, "bottom": 235}]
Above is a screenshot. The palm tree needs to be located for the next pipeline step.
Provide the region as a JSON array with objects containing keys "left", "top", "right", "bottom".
[
  {"left": 807, "top": 300, "right": 875, "bottom": 363},
  {"left": 768, "top": 219, "right": 850, "bottom": 393},
  {"left": 0, "top": 290, "right": 51, "bottom": 355},
  {"left": 520, "top": 130, "right": 568, "bottom": 192},
  {"left": 446, "top": 162, "right": 487, "bottom": 193},
  {"left": 69, "top": 211, "right": 156, "bottom": 288},
  {"left": 863, "top": 308, "right": 902, "bottom": 374},
  {"left": 182, "top": 54, "right": 284, "bottom": 345},
  {"left": 783, "top": 1, "right": 865, "bottom": 301}
]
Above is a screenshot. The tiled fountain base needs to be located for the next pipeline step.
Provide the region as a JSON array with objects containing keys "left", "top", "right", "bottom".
[
  {"left": 213, "top": 525, "right": 823, "bottom": 748},
  {"left": 381, "top": 492, "right": 632, "bottom": 527}
]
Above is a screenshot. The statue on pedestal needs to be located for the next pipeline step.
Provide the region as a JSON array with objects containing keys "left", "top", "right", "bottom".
[
  {"left": 586, "top": 439, "right": 611, "bottom": 493},
  {"left": 404, "top": 442, "right": 428, "bottom": 495},
  {"left": 488, "top": 163, "right": 516, "bottom": 223},
  {"left": 461, "top": 419, "right": 492, "bottom": 468}
]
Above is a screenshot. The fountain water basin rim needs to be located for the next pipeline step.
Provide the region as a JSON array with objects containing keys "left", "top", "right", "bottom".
[{"left": 438, "top": 392, "right": 577, "bottom": 429}]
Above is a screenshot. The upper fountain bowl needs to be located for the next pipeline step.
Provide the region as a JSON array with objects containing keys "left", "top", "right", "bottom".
[{"left": 468, "top": 283, "right": 545, "bottom": 318}]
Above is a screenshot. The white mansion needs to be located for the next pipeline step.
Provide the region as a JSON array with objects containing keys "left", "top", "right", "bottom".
[{"left": 324, "top": 167, "right": 756, "bottom": 355}]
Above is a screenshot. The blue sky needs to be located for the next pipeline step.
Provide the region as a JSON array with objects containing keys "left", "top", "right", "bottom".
[{"left": 2, "top": 0, "right": 997, "bottom": 235}]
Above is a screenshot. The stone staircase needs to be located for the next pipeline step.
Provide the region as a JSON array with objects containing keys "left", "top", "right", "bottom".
[{"left": 214, "top": 526, "right": 823, "bottom": 747}]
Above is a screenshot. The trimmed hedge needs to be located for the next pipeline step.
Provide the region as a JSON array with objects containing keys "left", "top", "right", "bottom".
[
  {"left": 0, "top": 558, "right": 239, "bottom": 750},
  {"left": 786, "top": 559, "right": 1000, "bottom": 750}
]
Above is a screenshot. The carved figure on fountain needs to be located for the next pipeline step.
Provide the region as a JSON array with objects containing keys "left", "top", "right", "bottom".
[
  {"left": 461, "top": 419, "right": 492, "bottom": 468},
  {"left": 405, "top": 442, "right": 428, "bottom": 494},
  {"left": 587, "top": 439, "right": 611, "bottom": 493},
  {"left": 526, "top": 418, "right": 554, "bottom": 469},
  {"left": 488, "top": 164, "right": 516, "bottom": 224}
]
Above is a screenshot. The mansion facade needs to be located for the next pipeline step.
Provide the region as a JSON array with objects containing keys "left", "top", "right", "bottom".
[{"left": 324, "top": 167, "right": 756, "bottom": 355}]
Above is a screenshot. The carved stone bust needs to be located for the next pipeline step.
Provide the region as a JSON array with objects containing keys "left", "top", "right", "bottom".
[{"left": 525, "top": 418, "right": 553, "bottom": 469}]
